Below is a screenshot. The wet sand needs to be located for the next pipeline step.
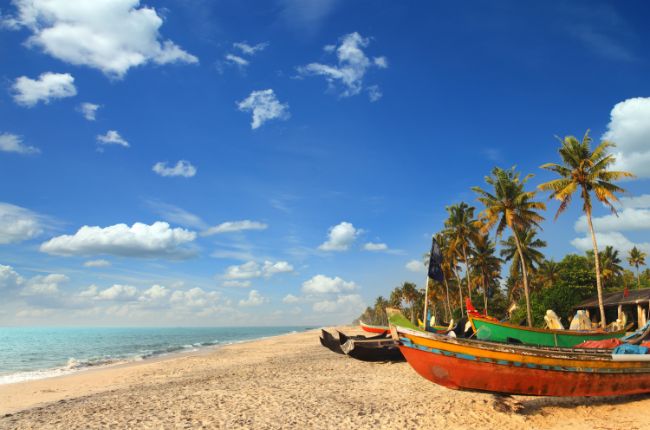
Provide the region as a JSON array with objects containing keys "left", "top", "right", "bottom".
[{"left": 1, "top": 328, "right": 648, "bottom": 429}]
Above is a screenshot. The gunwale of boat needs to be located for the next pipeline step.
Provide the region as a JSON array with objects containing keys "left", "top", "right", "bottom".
[{"left": 469, "top": 315, "right": 630, "bottom": 337}]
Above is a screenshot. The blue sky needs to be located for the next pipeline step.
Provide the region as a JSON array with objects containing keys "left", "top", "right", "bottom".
[{"left": 1, "top": 0, "right": 649, "bottom": 326}]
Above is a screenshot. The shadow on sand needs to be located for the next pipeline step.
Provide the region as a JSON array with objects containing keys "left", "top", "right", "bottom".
[{"left": 512, "top": 393, "right": 650, "bottom": 415}]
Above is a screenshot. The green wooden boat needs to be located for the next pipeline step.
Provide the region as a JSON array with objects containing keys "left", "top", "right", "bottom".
[{"left": 469, "top": 316, "right": 630, "bottom": 347}]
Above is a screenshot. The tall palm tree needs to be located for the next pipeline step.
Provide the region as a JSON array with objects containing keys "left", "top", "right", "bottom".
[
  {"left": 587, "top": 246, "right": 623, "bottom": 290},
  {"left": 373, "top": 296, "right": 389, "bottom": 325},
  {"left": 500, "top": 227, "right": 547, "bottom": 289},
  {"left": 471, "top": 232, "right": 502, "bottom": 313},
  {"left": 537, "top": 259, "right": 560, "bottom": 289},
  {"left": 444, "top": 202, "right": 479, "bottom": 301},
  {"left": 443, "top": 231, "right": 466, "bottom": 317},
  {"left": 400, "top": 282, "right": 419, "bottom": 324},
  {"left": 539, "top": 130, "right": 633, "bottom": 327},
  {"left": 628, "top": 246, "right": 647, "bottom": 289},
  {"left": 472, "top": 166, "right": 546, "bottom": 327}
]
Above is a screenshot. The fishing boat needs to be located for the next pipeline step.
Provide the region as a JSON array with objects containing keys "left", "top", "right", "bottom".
[
  {"left": 388, "top": 309, "right": 650, "bottom": 397},
  {"left": 469, "top": 315, "right": 630, "bottom": 347},
  {"left": 359, "top": 320, "right": 390, "bottom": 334},
  {"left": 320, "top": 329, "right": 345, "bottom": 354},
  {"left": 339, "top": 332, "right": 404, "bottom": 362}
]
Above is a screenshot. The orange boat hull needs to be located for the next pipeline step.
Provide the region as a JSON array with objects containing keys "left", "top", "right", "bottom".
[
  {"left": 359, "top": 321, "right": 389, "bottom": 334},
  {"left": 399, "top": 343, "right": 650, "bottom": 397}
]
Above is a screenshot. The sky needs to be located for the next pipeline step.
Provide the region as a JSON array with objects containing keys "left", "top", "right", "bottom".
[{"left": 1, "top": 0, "right": 650, "bottom": 327}]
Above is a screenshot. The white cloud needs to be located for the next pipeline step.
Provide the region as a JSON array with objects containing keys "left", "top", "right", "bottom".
[
  {"left": 575, "top": 209, "right": 650, "bottom": 233},
  {"left": 237, "top": 89, "right": 290, "bottom": 129},
  {"left": 301, "top": 274, "right": 357, "bottom": 295},
  {"left": 146, "top": 200, "right": 207, "bottom": 230},
  {"left": 0, "top": 202, "right": 44, "bottom": 244},
  {"left": 6, "top": 0, "right": 198, "bottom": 78},
  {"left": 97, "top": 130, "right": 129, "bottom": 148},
  {"left": 405, "top": 259, "right": 425, "bottom": 273},
  {"left": 223, "top": 260, "right": 294, "bottom": 280},
  {"left": 318, "top": 221, "right": 359, "bottom": 251},
  {"left": 282, "top": 293, "right": 299, "bottom": 304},
  {"left": 233, "top": 41, "right": 268, "bottom": 55},
  {"left": 239, "top": 289, "right": 267, "bottom": 307},
  {"left": 0, "top": 133, "right": 40, "bottom": 155},
  {"left": 366, "top": 85, "right": 382, "bottom": 102},
  {"left": 40, "top": 221, "right": 196, "bottom": 259},
  {"left": 603, "top": 97, "right": 650, "bottom": 177},
  {"left": 97, "top": 284, "right": 139, "bottom": 301},
  {"left": 83, "top": 259, "right": 111, "bottom": 268},
  {"left": 620, "top": 194, "right": 650, "bottom": 209},
  {"left": 202, "top": 220, "right": 267, "bottom": 236},
  {"left": 152, "top": 160, "right": 197, "bottom": 178},
  {"left": 170, "top": 287, "right": 220, "bottom": 308},
  {"left": 79, "top": 102, "right": 100, "bottom": 121},
  {"left": 571, "top": 231, "right": 650, "bottom": 255},
  {"left": 12, "top": 72, "right": 76, "bottom": 107},
  {"left": 363, "top": 242, "right": 387, "bottom": 251},
  {"left": 0, "top": 264, "right": 25, "bottom": 291},
  {"left": 298, "top": 32, "right": 386, "bottom": 98},
  {"left": 225, "top": 54, "right": 249, "bottom": 67},
  {"left": 22, "top": 274, "right": 68, "bottom": 296},
  {"left": 222, "top": 280, "right": 251, "bottom": 288},
  {"left": 313, "top": 294, "right": 364, "bottom": 313},
  {"left": 140, "top": 284, "right": 169, "bottom": 301}
]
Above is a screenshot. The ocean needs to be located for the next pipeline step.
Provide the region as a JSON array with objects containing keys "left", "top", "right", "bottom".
[{"left": 0, "top": 326, "right": 310, "bottom": 385}]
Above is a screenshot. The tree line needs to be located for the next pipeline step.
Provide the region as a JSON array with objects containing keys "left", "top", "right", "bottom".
[{"left": 358, "top": 131, "right": 647, "bottom": 328}]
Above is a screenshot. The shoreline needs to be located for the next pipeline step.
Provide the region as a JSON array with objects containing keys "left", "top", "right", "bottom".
[{"left": 2, "top": 328, "right": 650, "bottom": 429}]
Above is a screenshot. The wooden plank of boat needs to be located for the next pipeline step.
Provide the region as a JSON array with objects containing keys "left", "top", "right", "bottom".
[
  {"left": 469, "top": 315, "right": 630, "bottom": 347},
  {"left": 339, "top": 332, "right": 404, "bottom": 362},
  {"left": 387, "top": 309, "right": 650, "bottom": 397}
]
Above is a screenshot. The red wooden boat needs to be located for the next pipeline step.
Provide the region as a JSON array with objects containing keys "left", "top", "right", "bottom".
[
  {"left": 359, "top": 320, "right": 389, "bottom": 334},
  {"left": 389, "top": 310, "right": 650, "bottom": 397}
]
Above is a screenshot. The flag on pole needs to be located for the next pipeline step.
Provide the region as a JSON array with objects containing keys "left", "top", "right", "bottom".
[{"left": 427, "top": 236, "right": 444, "bottom": 282}]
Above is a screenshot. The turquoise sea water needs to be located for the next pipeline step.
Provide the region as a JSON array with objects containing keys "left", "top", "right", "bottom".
[{"left": 0, "top": 326, "right": 310, "bottom": 384}]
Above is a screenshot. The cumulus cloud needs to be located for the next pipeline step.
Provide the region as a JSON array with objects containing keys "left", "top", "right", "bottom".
[
  {"left": 313, "top": 294, "right": 364, "bottom": 313},
  {"left": 6, "top": 0, "right": 198, "bottom": 78},
  {"left": 223, "top": 260, "right": 294, "bottom": 280},
  {"left": 140, "top": 284, "right": 169, "bottom": 302},
  {"left": 571, "top": 231, "right": 650, "bottom": 255},
  {"left": 170, "top": 287, "right": 220, "bottom": 308},
  {"left": 363, "top": 242, "right": 387, "bottom": 251},
  {"left": 0, "top": 202, "right": 44, "bottom": 244},
  {"left": 620, "top": 194, "right": 650, "bottom": 209},
  {"left": 0, "top": 133, "right": 40, "bottom": 155},
  {"left": 202, "top": 220, "right": 267, "bottom": 236},
  {"left": 233, "top": 41, "right": 268, "bottom": 55},
  {"left": 222, "top": 280, "right": 251, "bottom": 288},
  {"left": 301, "top": 274, "right": 357, "bottom": 295},
  {"left": 282, "top": 293, "right": 299, "bottom": 304},
  {"left": 239, "top": 289, "right": 267, "bottom": 307},
  {"left": 78, "top": 102, "right": 100, "bottom": 121},
  {"left": 12, "top": 72, "right": 76, "bottom": 107},
  {"left": 603, "top": 97, "right": 650, "bottom": 178},
  {"left": 237, "top": 89, "right": 289, "bottom": 129},
  {"left": 97, "top": 130, "right": 129, "bottom": 148},
  {"left": 152, "top": 160, "right": 197, "bottom": 178},
  {"left": 40, "top": 221, "right": 197, "bottom": 259},
  {"left": 318, "top": 221, "right": 359, "bottom": 251},
  {"left": 83, "top": 259, "right": 111, "bottom": 268},
  {"left": 0, "top": 264, "right": 25, "bottom": 291},
  {"left": 405, "top": 259, "right": 425, "bottom": 273},
  {"left": 575, "top": 209, "right": 650, "bottom": 233},
  {"left": 22, "top": 274, "right": 68, "bottom": 296},
  {"left": 96, "top": 284, "right": 139, "bottom": 301},
  {"left": 298, "top": 32, "right": 387, "bottom": 98}
]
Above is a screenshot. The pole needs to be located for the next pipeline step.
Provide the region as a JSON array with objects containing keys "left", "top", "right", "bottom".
[{"left": 423, "top": 274, "right": 430, "bottom": 330}]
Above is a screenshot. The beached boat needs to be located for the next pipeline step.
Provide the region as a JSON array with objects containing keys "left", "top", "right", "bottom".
[
  {"left": 339, "top": 332, "right": 404, "bottom": 362},
  {"left": 359, "top": 320, "right": 389, "bottom": 334},
  {"left": 469, "top": 315, "right": 630, "bottom": 347},
  {"left": 320, "top": 329, "right": 345, "bottom": 354},
  {"left": 388, "top": 310, "right": 650, "bottom": 397}
]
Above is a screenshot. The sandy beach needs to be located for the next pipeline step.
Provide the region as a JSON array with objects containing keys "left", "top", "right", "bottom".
[{"left": 1, "top": 328, "right": 648, "bottom": 429}]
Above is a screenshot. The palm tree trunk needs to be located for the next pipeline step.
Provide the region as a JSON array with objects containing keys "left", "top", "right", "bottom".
[
  {"left": 586, "top": 209, "right": 607, "bottom": 328},
  {"left": 637, "top": 265, "right": 641, "bottom": 290},
  {"left": 443, "top": 274, "right": 452, "bottom": 322},
  {"left": 462, "top": 245, "right": 472, "bottom": 300},
  {"left": 512, "top": 230, "right": 533, "bottom": 327},
  {"left": 482, "top": 270, "right": 488, "bottom": 314},
  {"left": 453, "top": 268, "right": 464, "bottom": 317}
]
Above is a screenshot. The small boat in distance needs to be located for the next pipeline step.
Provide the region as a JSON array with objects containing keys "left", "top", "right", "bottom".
[
  {"left": 469, "top": 315, "right": 631, "bottom": 347},
  {"left": 359, "top": 320, "right": 389, "bottom": 334},
  {"left": 388, "top": 309, "right": 650, "bottom": 397}
]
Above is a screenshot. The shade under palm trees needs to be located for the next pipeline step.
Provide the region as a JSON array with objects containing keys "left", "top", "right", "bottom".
[
  {"left": 539, "top": 130, "right": 633, "bottom": 328},
  {"left": 472, "top": 166, "right": 546, "bottom": 327},
  {"left": 628, "top": 246, "right": 647, "bottom": 290}
]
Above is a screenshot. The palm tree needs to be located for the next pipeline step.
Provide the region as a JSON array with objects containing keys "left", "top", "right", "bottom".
[
  {"left": 472, "top": 166, "right": 546, "bottom": 327},
  {"left": 628, "top": 246, "right": 647, "bottom": 289},
  {"left": 400, "top": 282, "right": 420, "bottom": 324},
  {"left": 539, "top": 130, "right": 633, "bottom": 327},
  {"left": 444, "top": 202, "right": 479, "bottom": 301},
  {"left": 471, "top": 232, "right": 502, "bottom": 313},
  {"left": 500, "top": 227, "right": 547, "bottom": 290},
  {"left": 373, "top": 296, "right": 389, "bottom": 325},
  {"left": 443, "top": 231, "right": 466, "bottom": 317},
  {"left": 537, "top": 260, "right": 560, "bottom": 289},
  {"left": 587, "top": 246, "right": 623, "bottom": 290}
]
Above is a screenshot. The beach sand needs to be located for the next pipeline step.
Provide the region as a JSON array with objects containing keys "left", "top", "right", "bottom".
[{"left": 1, "top": 328, "right": 648, "bottom": 429}]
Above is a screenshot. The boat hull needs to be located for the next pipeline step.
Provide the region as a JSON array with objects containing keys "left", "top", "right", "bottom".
[
  {"left": 470, "top": 316, "right": 627, "bottom": 347},
  {"left": 359, "top": 321, "right": 389, "bottom": 334}
]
